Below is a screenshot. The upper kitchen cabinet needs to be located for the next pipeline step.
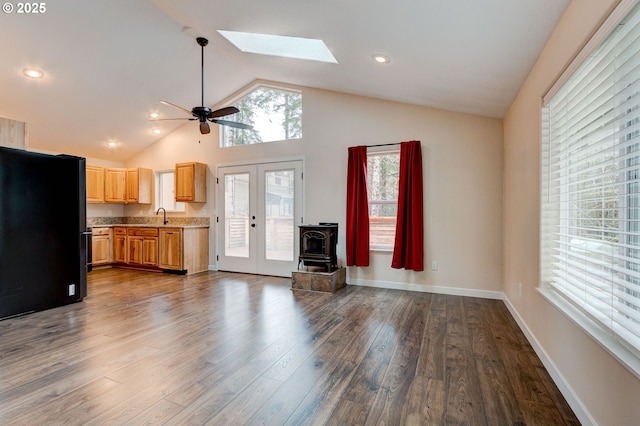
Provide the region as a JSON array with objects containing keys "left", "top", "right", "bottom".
[
  {"left": 0, "top": 117, "right": 27, "bottom": 149},
  {"left": 87, "top": 166, "right": 153, "bottom": 204},
  {"left": 126, "top": 168, "right": 152, "bottom": 204},
  {"left": 175, "top": 162, "right": 206, "bottom": 202},
  {"left": 104, "top": 168, "right": 126, "bottom": 203},
  {"left": 86, "top": 165, "right": 105, "bottom": 203}
]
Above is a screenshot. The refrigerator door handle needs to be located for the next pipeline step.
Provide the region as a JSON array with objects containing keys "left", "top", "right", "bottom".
[{"left": 82, "top": 229, "right": 92, "bottom": 273}]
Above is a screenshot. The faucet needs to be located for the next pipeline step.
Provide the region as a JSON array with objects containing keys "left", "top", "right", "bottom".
[{"left": 156, "top": 207, "right": 168, "bottom": 225}]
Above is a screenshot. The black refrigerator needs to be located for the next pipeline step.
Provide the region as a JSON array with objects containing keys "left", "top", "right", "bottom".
[{"left": 0, "top": 146, "right": 88, "bottom": 320}]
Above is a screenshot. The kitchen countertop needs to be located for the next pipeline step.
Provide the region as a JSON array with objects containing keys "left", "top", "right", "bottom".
[
  {"left": 87, "top": 216, "right": 210, "bottom": 229},
  {"left": 91, "top": 224, "right": 209, "bottom": 229}
]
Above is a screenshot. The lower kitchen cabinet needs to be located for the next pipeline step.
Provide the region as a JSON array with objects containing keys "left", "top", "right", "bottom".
[
  {"left": 113, "top": 227, "right": 127, "bottom": 263},
  {"left": 91, "top": 227, "right": 112, "bottom": 266},
  {"left": 159, "top": 228, "right": 182, "bottom": 270},
  {"left": 127, "top": 227, "right": 158, "bottom": 267},
  {"left": 159, "top": 227, "right": 209, "bottom": 274},
  {"left": 91, "top": 225, "right": 208, "bottom": 274}
]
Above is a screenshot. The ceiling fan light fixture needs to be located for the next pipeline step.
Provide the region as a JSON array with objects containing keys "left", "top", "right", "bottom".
[
  {"left": 372, "top": 54, "right": 390, "bottom": 64},
  {"left": 23, "top": 67, "right": 44, "bottom": 79},
  {"left": 199, "top": 121, "right": 211, "bottom": 134}
]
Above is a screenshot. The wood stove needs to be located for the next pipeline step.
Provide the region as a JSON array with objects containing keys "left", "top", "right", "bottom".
[{"left": 298, "top": 223, "right": 338, "bottom": 272}]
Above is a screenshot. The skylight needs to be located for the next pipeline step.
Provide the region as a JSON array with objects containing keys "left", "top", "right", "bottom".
[{"left": 217, "top": 30, "right": 337, "bottom": 64}]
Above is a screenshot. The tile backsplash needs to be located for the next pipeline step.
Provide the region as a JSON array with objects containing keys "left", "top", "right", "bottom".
[{"left": 88, "top": 216, "right": 210, "bottom": 227}]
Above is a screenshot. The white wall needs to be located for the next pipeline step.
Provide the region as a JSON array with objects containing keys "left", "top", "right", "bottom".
[
  {"left": 127, "top": 82, "right": 503, "bottom": 296},
  {"left": 503, "top": 0, "right": 640, "bottom": 424}
]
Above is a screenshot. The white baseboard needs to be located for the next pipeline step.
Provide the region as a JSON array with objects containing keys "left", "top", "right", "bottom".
[
  {"left": 502, "top": 295, "right": 595, "bottom": 426},
  {"left": 347, "top": 277, "right": 503, "bottom": 300}
]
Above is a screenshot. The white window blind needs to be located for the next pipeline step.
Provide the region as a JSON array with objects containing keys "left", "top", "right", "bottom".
[{"left": 541, "top": 0, "right": 640, "bottom": 367}]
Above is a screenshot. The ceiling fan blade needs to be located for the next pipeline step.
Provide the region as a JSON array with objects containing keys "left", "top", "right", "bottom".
[
  {"left": 159, "top": 100, "right": 193, "bottom": 116},
  {"left": 149, "top": 117, "right": 194, "bottom": 121},
  {"left": 200, "top": 121, "right": 211, "bottom": 134},
  {"left": 208, "top": 106, "right": 240, "bottom": 119},
  {"left": 211, "top": 119, "right": 254, "bottom": 130}
]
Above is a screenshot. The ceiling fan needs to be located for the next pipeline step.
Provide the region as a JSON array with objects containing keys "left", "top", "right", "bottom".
[{"left": 152, "top": 37, "right": 252, "bottom": 135}]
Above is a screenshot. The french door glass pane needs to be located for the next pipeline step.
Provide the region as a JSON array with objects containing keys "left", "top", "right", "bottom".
[
  {"left": 265, "top": 169, "right": 294, "bottom": 261},
  {"left": 225, "top": 173, "right": 250, "bottom": 258}
]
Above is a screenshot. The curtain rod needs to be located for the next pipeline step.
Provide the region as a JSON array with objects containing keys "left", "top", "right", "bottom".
[{"left": 367, "top": 142, "right": 401, "bottom": 148}]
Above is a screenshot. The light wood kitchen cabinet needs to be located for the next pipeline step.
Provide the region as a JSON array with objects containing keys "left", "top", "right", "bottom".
[
  {"left": 87, "top": 166, "right": 153, "bottom": 204},
  {"left": 86, "top": 166, "right": 105, "bottom": 203},
  {"left": 92, "top": 225, "right": 206, "bottom": 274},
  {"left": 126, "top": 168, "right": 152, "bottom": 204},
  {"left": 175, "top": 162, "right": 206, "bottom": 202},
  {"left": 159, "top": 228, "right": 182, "bottom": 270},
  {"left": 142, "top": 237, "right": 158, "bottom": 266},
  {"left": 127, "top": 236, "right": 143, "bottom": 264},
  {"left": 113, "top": 227, "right": 127, "bottom": 263},
  {"left": 104, "top": 168, "right": 127, "bottom": 203},
  {"left": 91, "top": 227, "right": 112, "bottom": 265},
  {"left": 159, "top": 227, "right": 208, "bottom": 274},
  {"left": 127, "top": 228, "right": 158, "bottom": 267}
]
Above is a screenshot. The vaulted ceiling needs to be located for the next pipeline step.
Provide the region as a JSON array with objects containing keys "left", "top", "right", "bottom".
[{"left": 0, "top": 0, "right": 570, "bottom": 162}]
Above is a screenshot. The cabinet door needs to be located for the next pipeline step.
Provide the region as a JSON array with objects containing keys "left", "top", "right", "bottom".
[
  {"left": 175, "top": 162, "right": 206, "bottom": 202},
  {"left": 159, "top": 228, "right": 183, "bottom": 270},
  {"left": 126, "top": 169, "right": 139, "bottom": 203},
  {"left": 128, "top": 236, "right": 144, "bottom": 264},
  {"left": 114, "top": 235, "right": 126, "bottom": 263},
  {"left": 86, "top": 166, "right": 105, "bottom": 203},
  {"left": 142, "top": 237, "right": 158, "bottom": 266},
  {"left": 113, "top": 228, "right": 127, "bottom": 263},
  {"left": 91, "top": 228, "right": 112, "bottom": 265},
  {"left": 104, "top": 168, "right": 126, "bottom": 203}
]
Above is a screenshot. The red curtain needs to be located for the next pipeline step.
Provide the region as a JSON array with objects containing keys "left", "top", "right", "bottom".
[
  {"left": 392, "top": 140, "right": 424, "bottom": 271},
  {"left": 346, "top": 145, "right": 370, "bottom": 266}
]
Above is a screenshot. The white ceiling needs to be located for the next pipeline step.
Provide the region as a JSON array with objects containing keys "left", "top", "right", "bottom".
[{"left": 0, "top": 0, "right": 570, "bottom": 162}]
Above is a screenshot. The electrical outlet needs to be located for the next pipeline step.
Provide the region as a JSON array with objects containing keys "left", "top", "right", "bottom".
[
  {"left": 431, "top": 261, "right": 438, "bottom": 270},
  {"left": 68, "top": 284, "right": 76, "bottom": 296}
]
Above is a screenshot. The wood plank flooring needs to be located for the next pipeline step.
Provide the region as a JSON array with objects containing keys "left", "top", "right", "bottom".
[{"left": 0, "top": 269, "right": 579, "bottom": 425}]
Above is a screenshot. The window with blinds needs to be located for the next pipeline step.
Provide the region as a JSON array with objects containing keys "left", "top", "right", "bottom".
[{"left": 541, "top": 0, "right": 640, "bottom": 368}]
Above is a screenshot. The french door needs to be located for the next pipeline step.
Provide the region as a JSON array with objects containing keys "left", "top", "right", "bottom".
[{"left": 217, "top": 160, "right": 303, "bottom": 277}]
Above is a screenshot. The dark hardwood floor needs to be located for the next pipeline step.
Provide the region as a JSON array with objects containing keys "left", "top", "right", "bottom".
[{"left": 0, "top": 269, "right": 579, "bottom": 425}]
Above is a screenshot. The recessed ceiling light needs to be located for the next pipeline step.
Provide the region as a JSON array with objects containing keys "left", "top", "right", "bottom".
[
  {"left": 217, "top": 30, "right": 338, "bottom": 63},
  {"left": 151, "top": 128, "right": 162, "bottom": 135},
  {"left": 149, "top": 112, "right": 160, "bottom": 119},
  {"left": 372, "top": 54, "right": 390, "bottom": 64},
  {"left": 105, "top": 140, "right": 118, "bottom": 148},
  {"left": 23, "top": 67, "right": 44, "bottom": 79}
]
